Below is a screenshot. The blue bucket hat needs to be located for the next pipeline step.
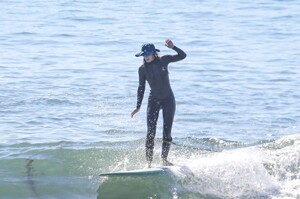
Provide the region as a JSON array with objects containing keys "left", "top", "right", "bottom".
[{"left": 135, "top": 43, "right": 160, "bottom": 57}]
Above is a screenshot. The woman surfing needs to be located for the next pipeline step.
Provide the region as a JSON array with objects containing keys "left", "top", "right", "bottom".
[{"left": 131, "top": 39, "right": 186, "bottom": 168}]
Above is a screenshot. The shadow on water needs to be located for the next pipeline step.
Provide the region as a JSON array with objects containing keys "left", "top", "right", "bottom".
[{"left": 26, "top": 159, "right": 41, "bottom": 199}]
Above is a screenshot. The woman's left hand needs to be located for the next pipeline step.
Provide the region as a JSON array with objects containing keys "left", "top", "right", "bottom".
[{"left": 165, "top": 39, "right": 174, "bottom": 49}]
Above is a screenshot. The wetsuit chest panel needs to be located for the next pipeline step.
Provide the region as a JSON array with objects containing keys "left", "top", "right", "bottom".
[
  {"left": 143, "top": 60, "right": 171, "bottom": 100},
  {"left": 145, "top": 61, "right": 168, "bottom": 82}
]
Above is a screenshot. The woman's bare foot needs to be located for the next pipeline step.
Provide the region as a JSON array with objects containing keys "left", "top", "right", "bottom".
[
  {"left": 162, "top": 158, "right": 174, "bottom": 166},
  {"left": 144, "top": 161, "right": 151, "bottom": 169}
]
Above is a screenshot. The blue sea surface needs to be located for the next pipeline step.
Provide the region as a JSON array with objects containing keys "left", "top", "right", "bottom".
[{"left": 0, "top": 0, "right": 299, "bottom": 198}]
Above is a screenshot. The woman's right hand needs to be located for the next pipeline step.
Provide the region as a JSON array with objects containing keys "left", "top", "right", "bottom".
[{"left": 131, "top": 108, "right": 140, "bottom": 118}]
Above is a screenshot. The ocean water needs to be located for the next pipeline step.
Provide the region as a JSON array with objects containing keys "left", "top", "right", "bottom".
[{"left": 0, "top": 0, "right": 300, "bottom": 198}]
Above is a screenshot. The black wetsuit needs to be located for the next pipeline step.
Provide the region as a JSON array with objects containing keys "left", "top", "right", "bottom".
[{"left": 136, "top": 46, "right": 186, "bottom": 162}]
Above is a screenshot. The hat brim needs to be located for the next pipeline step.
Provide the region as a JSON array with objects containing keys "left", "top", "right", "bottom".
[{"left": 135, "top": 49, "right": 160, "bottom": 57}]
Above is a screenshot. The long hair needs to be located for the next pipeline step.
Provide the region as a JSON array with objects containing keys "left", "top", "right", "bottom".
[{"left": 142, "top": 52, "right": 162, "bottom": 83}]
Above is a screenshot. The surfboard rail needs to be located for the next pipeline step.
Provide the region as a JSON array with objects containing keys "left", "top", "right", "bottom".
[{"left": 99, "top": 167, "right": 171, "bottom": 177}]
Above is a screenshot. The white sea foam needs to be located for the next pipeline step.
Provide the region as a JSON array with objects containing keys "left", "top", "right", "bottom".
[{"left": 169, "top": 135, "right": 300, "bottom": 198}]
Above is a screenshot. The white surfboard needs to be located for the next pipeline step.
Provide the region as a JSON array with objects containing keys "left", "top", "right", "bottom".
[{"left": 99, "top": 167, "right": 171, "bottom": 177}]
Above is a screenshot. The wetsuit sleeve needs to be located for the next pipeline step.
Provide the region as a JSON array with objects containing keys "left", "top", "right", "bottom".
[
  {"left": 161, "top": 46, "right": 187, "bottom": 65},
  {"left": 136, "top": 67, "right": 146, "bottom": 109}
]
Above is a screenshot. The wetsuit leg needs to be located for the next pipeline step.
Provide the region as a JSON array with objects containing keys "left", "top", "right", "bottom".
[
  {"left": 146, "top": 95, "right": 161, "bottom": 162},
  {"left": 161, "top": 93, "right": 176, "bottom": 159}
]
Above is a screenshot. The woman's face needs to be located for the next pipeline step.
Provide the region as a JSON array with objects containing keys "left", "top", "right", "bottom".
[{"left": 144, "top": 54, "right": 155, "bottom": 63}]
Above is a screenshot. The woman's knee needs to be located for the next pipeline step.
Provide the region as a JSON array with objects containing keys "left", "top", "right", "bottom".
[
  {"left": 147, "top": 132, "right": 155, "bottom": 140},
  {"left": 163, "top": 135, "right": 172, "bottom": 143},
  {"left": 146, "top": 137, "right": 154, "bottom": 149}
]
